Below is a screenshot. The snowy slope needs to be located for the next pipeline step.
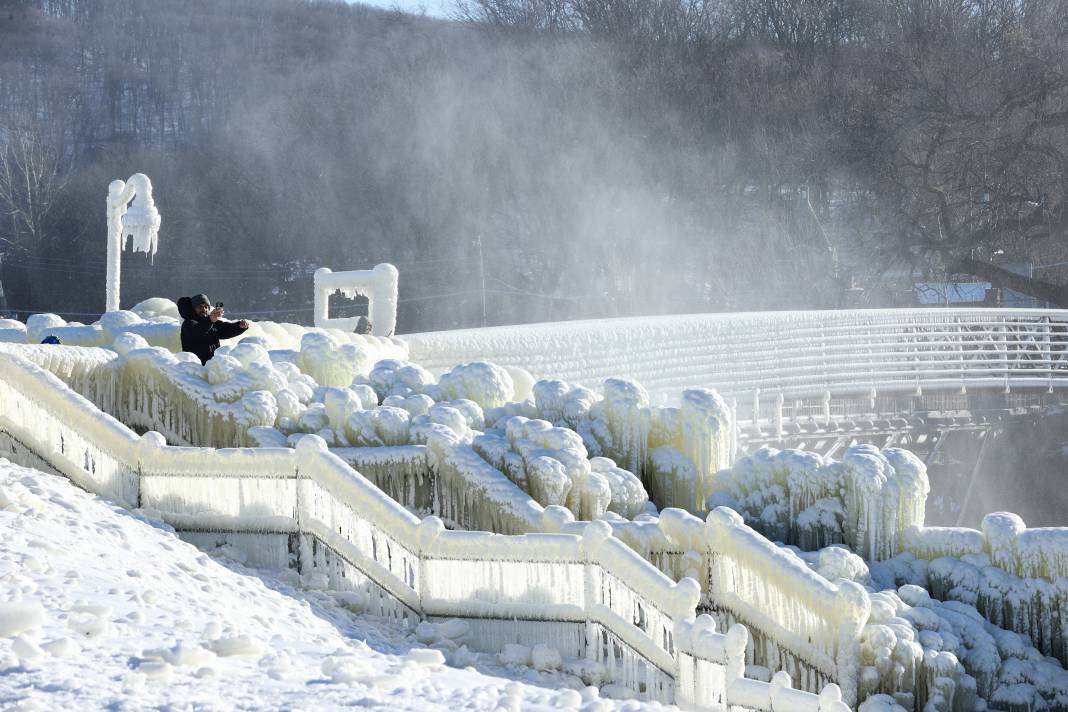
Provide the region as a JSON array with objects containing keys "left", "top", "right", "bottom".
[{"left": 0, "top": 460, "right": 661, "bottom": 711}]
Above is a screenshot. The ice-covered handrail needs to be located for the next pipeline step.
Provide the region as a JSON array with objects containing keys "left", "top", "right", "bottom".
[
  {"left": 314, "top": 264, "right": 399, "bottom": 337},
  {"left": 704, "top": 507, "right": 870, "bottom": 706},
  {"left": 403, "top": 308, "right": 1068, "bottom": 404},
  {"left": 556, "top": 507, "right": 872, "bottom": 705},
  {"left": 0, "top": 350, "right": 138, "bottom": 505},
  {"left": 896, "top": 513, "right": 1068, "bottom": 673},
  {"left": 0, "top": 349, "right": 846, "bottom": 709},
  {"left": 903, "top": 512, "right": 1068, "bottom": 582}
]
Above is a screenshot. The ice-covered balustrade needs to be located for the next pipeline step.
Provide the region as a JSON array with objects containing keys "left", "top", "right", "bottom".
[
  {"left": 402, "top": 308, "right": 1068, "bottom": 404},
  {"left": 0, "top": 349, "right": 850, "bottom": 710},
  {"left": 705, "top": 507, "right": 871, "bottom": 706},
  {"left": 596, "top": 504, "right": 994, "bottom": 710},
  {"left": 0, "top": 303, "right": 183, "bottom": 350},
  {"left": 875, "top": 511, "right": 1068, "bottom": 677},
  {"left": 0, "top": 350, "right": 139, "bottom": 506},
  {"left": 537, "top": 504, "right": 873, "bottom": 705},
  {"left": 904, "top": 511, "right": 1068, "bottom": 582},
  {"left": 0, "top": 298, "right": 408, "bottom": 356},
  {"left": 2, "top": 323, "right": 406, "bottom": 449},
  {"left": 314, "top": 263, "right": 399, "bottom": 337},
  {"left": 491, "top": 377, "right": 735, "bottom": 512},
  {"left": 710, "top": 446, "right": 929, "bottom": 560}
]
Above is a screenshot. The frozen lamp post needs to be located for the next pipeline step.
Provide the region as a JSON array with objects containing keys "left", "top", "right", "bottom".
[{"left": 105, "top": 173, "right": 161, "bottom": 312}]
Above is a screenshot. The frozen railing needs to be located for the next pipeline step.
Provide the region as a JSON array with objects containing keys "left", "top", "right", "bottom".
[
  {"left": 901, "top": 513, "right": 1068, "bottom": 668},
  {"left": 0, "top": 349, "right": 847, "bottom": 710},
  {"left": 0, "top": 349, "right": 138, "bottom": 506},
  {"left": 903, "top": 512, "right": 1068, "bottom": 581},
  {"left": 587, "top": 507, "right": 870, "bottom": 705},
  {"left": 704, "top": 508, "right": 869, "bottom": 705},
  {"left": 403, "top": 308, "right": 1068, "bottom": 404}
]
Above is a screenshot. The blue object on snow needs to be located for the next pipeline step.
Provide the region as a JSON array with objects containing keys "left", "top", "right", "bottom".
[{"left": 41, "top": 335, "right": 61, "bottom": 345}]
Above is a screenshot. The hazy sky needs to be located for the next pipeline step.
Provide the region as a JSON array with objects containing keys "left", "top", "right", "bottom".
[{"left": 360, "top": 0, "right": 451, "bottom": 18}]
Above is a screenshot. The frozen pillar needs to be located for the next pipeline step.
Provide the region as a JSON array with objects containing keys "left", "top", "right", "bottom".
[{"left": 106, "top": 173, "right": 161, "bottom": 313}]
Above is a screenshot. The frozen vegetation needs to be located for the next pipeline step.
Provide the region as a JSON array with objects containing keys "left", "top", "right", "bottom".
[{"left": 3, "top": 301, "right": 1068, "bottom": 710}]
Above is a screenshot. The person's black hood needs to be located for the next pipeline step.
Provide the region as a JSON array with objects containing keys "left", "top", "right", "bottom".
[{"left": 177, "top": 296, "right": 195, "bottom": 320}]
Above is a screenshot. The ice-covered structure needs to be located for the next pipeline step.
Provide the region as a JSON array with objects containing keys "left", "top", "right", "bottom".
[
  {"left": 488, "top": 377, "right": 735, "bottom": 513},
  {"left": 7, "top": 301, "right": 1068, "bottom": 711},
  {"left": 314, "top": 263, "right": 399, "bottom": 337},
  {"left": 0, "top": 298, "right": 405, "bottom": 354},
  {"left": 106, "top": 173, "right": 161, "bottom": 312},
  {"left": 710, "top": 446, "right": 929, "bottom": 560},
  {"left": 0, "top": 346, "right": 850, "bottom": 710}
]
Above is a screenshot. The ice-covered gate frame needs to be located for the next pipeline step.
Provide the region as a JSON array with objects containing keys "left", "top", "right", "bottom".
[
  {"left": 0, "top": 349, "right": 848, "bottom": 711},
  {"left": 314, "top": 263, "right": 399, "bottom": 337}
]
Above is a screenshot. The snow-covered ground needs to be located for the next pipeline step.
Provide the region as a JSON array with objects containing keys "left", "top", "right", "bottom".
[{"left": 0, "top": 460, "right": 660, "bottom": 711}]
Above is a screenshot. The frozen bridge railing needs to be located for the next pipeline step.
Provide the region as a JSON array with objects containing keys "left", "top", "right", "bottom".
[
  {"left": 0, "top": 349, "right": 849, "bottom": 711},
  {"left": 402, "top": 308, "right": 1068, "bottom": 405}
]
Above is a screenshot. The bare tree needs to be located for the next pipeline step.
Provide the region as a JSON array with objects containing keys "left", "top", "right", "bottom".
[
  {"left": 853, "top": 0, "right": 1068, "bottom": 304},
  {"left": 0, "top": 119, "right": 73, "bottom": 258}
]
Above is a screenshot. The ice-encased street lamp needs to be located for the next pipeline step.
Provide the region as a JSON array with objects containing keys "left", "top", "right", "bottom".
[{"left": 105, "top": 173, "right": 161, "bottom": 312}]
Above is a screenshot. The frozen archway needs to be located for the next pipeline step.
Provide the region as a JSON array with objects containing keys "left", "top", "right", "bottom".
[{"left": 313, "top": 263, "right": 398, "bottom": 337}]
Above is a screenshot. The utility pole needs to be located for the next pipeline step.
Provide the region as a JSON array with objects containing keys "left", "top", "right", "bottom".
[
  {"left": 476, "top": 234, "right": 487, "bottom": 327},
  {"left": 0, "top": 253, "right": 7, "bottom": 317}
]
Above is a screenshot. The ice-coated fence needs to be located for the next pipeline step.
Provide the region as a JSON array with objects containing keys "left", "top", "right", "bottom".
[
  {"left": 0, "top": 349, "right": 138, "bottom": 506},
  {"left": 0, "top": 349, "right": 847, "bottom": 711},
  {"left": 403, "top": 308, "right": 1068, "bottom": 403},
  {"left": 900, "top": 513, "right": 1068, "bottom": 669},
  {"left": 704, "top": 508, "right": 869, "bottom": 705},
  {"left": 540, "top": 506, "right": 871, "bottom": 707}
]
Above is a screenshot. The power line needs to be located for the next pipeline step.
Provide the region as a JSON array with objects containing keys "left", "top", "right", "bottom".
[
  {"left": 487, "top": 276, "right": 590, "bottom": 302},
  {"left": 0, "top": 307, "right": 105, "bottom": 317},
  {"left": 398, "top": 289, "right": 484, "bottom": 303}
]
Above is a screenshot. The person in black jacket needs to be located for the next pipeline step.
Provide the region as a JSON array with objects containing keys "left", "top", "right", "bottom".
[{"left": 177, "top": 293, "right": 250, "bottom": 364}]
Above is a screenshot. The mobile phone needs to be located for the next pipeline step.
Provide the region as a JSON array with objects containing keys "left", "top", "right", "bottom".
[{"left": 216, "top": 302, "right": 224, "bottom": 308}]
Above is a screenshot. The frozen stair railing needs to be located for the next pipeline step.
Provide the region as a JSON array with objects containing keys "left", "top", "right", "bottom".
[
  {"left": 0, "top": 350, "right": 847, "bottom": 710},
  {"left": 574, "top": 507, "right": 871, "bottom": 706},
  {"left": 0, "top": 349, "right": 139, "bottom": 506},
  {"left": 704, "top": 507, "right": 869, "bottom": 705}
]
